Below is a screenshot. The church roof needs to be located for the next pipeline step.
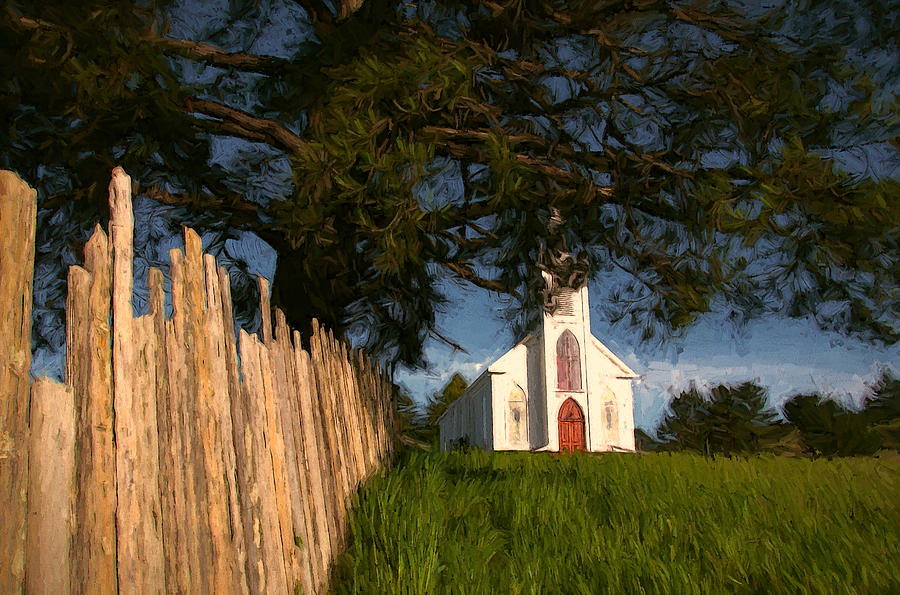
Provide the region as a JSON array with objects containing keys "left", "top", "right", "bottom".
[{"left": 589, "top": 335, "right": 638, "bottom": 378}]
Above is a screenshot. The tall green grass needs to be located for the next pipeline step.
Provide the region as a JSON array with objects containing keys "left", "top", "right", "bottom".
[{"left": 330, "top": 450, "right": 900, "bottom": 594}]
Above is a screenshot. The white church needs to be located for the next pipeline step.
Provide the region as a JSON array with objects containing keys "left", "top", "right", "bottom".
[{"left": 437, "top": 282, "right": 638, "bottom": 453}]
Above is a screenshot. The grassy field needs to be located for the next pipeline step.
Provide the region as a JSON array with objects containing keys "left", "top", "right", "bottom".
[{"left": 328, "top": 448, "right": 900, "bottom": 594}]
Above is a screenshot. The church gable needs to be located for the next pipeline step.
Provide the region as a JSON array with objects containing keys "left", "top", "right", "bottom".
[
  {"left": 488, "top": 339, "right": 529, "bottom": 375},
  {"left": 588, "top": 336, "right": 637, "bottom": 379}
]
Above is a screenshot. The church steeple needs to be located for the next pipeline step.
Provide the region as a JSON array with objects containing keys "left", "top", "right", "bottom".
[{"left": 537, "top": 208, "right": 590, "bottom": 317}]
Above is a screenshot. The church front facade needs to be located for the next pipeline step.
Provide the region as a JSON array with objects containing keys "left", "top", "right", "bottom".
[{"left": 437, "top": 285, "right": 638, "bottom": 453}]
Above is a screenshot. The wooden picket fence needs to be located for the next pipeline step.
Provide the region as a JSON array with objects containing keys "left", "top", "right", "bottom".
[{"left": 0, "top": 168, "right": 398, "bottom": 594}]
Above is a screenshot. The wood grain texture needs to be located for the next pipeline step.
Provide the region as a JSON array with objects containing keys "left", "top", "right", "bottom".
[
  {"left": 237, "top": 330, "right": 288, "bottom": 594},
  {"left": 204, "top": 254, "right": 248, "bottom": 594},
  {"left": 293, "top": 339, "right": 335, "bottom": 592},
  {"left": 166, "top": 248, "right": 200, "bottom": 593},
  {"left": 216, "top": 265, "right": 251, "bottom": 594},
  {"left": 149, "top": 267, "right": 178, "bottom": 594},
  {"left": 257, "top": 339, "right": 297, "bottom": 592},
  {"left": 272, "top": 309, "right": 316, "bottom": 594},
  {"left": 25, "top": 378, "right": 75, "bottom": 595},
  {"left": 0, "top": 170, "right": 36, "bottom": 594},
  {"left": 73, "top": 225, "right": 117, "bottom": 594},
  {"left": 111, "top": 169, "right": 166, "bottom": 594},
  {"left": 309, "top": 321, "right": 348, "bottom": 550}
]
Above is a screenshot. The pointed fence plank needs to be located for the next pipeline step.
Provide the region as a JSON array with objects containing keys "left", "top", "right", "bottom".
[
  {"left": 26, "top": 378, "right": 75, "bottom": 595},
  {"left": 356, "top": 350, "right": 379, "bottom": 472},
  {"left": 110, "top": 169, "right": 165, "bottom": 594},
  {"left": 327, "top": 329, "right": 356, "bottom": 501},
  {"left": 309, "top": 320, "right": 348, "bottom": 550},
  {"left": 258, "top": 341, "right": 300, "bottom": 592},
  {"left": 338, "top": 341, "right": 366, "bottom": 488},
  {"left": 0, "top": 170, "right": 36, "bottom": 594},
  {"left": 327, "top": 332, "right": 358, "bottom": 494},
  {"left": 293, "top": 338, "right": 335, "bottom": 592},
  {"left": 167, "top": 248, "right": 201, "bottom": 593},
  {"left": 272, "top": 310, "right": 316, "bottom": 595},
  {"left": 182, "top": 228, "right": 220, "bottom": 591},
  {"left": 204, "top": 254, "right": 248, "bottom": 594},
  {"left": 216, "top": 265, "right": 250, "bottom": 594},
  {"left": 238, "top": 330, "right": 289, "bottom": 595},
  {"left": 72, "top": 225, "right": 117, "bottom": 594},
  {"left": 149, "top": 267, "right": 178, "bottom": 594}
]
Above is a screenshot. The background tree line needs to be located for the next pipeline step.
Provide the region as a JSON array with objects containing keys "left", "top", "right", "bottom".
[
  {"left": 646, "top": 371, "right": 900, "bottom": 457},
  {"left": 409, "top": 370, "right": 900, "bottom": 457}
]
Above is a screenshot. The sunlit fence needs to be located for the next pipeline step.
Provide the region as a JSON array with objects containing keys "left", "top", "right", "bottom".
[{"left": 0, "top": 168, "right": 397, "bottom": 594}]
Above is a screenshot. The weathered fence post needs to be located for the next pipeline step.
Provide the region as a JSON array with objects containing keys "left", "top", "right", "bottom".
[
  {"left": 70, "top": 224, "right": 117, "bottom": 593},
  {"left": 26, "top": 378, "right": 75, "bottom": 595},
  {"left": 0, "top": 170, "right": 36, "bottom": 595},
  {"left": 110, "top": 168, "right": 166, "bottom": 594}
]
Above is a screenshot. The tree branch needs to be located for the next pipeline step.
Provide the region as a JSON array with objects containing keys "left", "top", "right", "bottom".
[
  {"left": 187, "top": 97, "right": 308, "bottom": 154},
  {"left": 150, "top": 36, "right": 292, "bottom": 74},
  {"left": 440, "top": 259, "right": 520, "bottom": 297},
  {"left": 428, "top": 327, "right": 470, "bottom": 354}
]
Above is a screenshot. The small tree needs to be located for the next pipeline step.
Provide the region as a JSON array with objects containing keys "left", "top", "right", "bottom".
[
  {"left": 658, "top": 381, "right": 788, "bottom": 456},
  {"left": 657, "top": 384, "right": 713, "bottom": 455},
  {"left": 392, "top": 384, "right": 433, "bottom": 449},
  {"left": 707, "top": 382, "right": 790, "bottom": 455},
  {"left": 424, "top": 373, "right": 469, "bottom": 425},
  {"left": 420, "top": 372, "right": 469, "bottom": 446}
]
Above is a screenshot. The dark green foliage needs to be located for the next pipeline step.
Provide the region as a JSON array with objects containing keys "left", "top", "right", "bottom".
[
  {"left": 657, "top": 381, "right": 790, "bottom": 456},
  {"left": 657, "top": 384, "right": 710, "bottom": 454},
  {"left": 424, "top": 373, "right": 468, "bottom": 425},
  {"left": 392, "top": 384, "right": 433, "bottom": 449},
  {"left": 414, "top": 372, "right": 469, "bottom": 447},
  {"left": 3, "top": 0, "right": 898, "bottom": 370},
  {"left": 863, "top": 371, "right": 900, "bottom": 451},
  {"left": 782, "top": 394, "right": 880, "bottom": 457},
  {"left": 779, "top": 374, "right": 900, "bottom": 457},
  {"left": 393, "top": 385, "right": 420, "bottom": 434},
  {"left": 633, "top": 428, "right": 660, "bottom": 452}
]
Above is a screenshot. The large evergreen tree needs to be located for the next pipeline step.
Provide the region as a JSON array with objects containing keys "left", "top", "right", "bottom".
[{"left": 3, "top": 0, "right": 898, "bottom": 369}]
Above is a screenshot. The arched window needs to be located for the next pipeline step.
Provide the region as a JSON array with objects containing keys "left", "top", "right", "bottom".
[{"left": 556, "top": 330, "right": 582, "bottom": 390}]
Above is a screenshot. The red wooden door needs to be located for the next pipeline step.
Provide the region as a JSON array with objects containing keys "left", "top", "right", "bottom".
[{"left": 558, "top": 398, "right": 585, "bottom": 453}]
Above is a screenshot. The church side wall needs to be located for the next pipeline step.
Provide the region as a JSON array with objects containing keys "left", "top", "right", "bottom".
[
  {"left": 488, "top": 344, "right": 530, "bottom": 451},
  {"left": 438, "top": 372, "right": 492, "bottom": 451},
  {"left": 585, "top": 339, "right": 636, "bottom": 451},
  {"left": 473, "top": 374, "right": 493, "bottom": 449},
  {"left": 609, "top": 378, "right": 635, "bottom": 451}
]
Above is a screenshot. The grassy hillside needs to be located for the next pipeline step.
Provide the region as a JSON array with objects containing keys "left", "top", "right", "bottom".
[{"left": 329, "top": 449, "right": 900, "bottom": 594}]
